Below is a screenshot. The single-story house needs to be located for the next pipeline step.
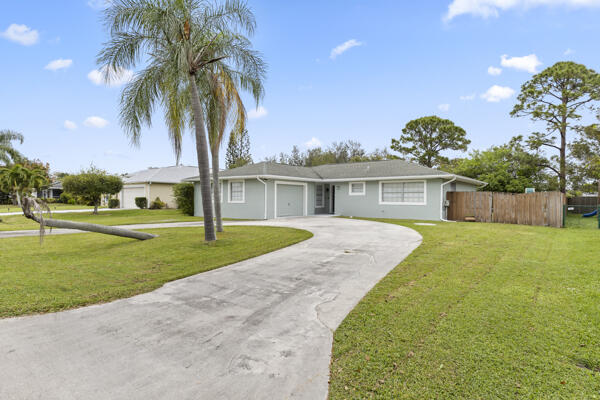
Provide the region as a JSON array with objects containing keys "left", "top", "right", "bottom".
[
  {"left": 119, "top": 165, "right": 199, "bottom": 209},
  {"left": 186, "top": 159, "right": 486, "bottom": 220},
  {"left": 39, "top": 181, "right": 63, "bottom": 200}
]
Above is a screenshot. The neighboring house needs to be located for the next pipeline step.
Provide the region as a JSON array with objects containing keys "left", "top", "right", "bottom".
[
  {"left": 186, "top": 159, "right": 486, "bottom": 220},
  {"left": 119, "top": 165, "right": 199, "bottom": 209},
  {"left": 39, "top": 181, "right": 63, "bottom": 200}
]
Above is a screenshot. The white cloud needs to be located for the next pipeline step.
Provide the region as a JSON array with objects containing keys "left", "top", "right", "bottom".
[
  {"left": 481, "top": 85, "right": 515, "bottom": 102},
  {"left": 500, "top": 54, "right": 542, "bottom": 73},
  {"left": 460, "top": 93, "right": 476, "bottom": 101},
  {"left": 438, "top": 103, "right": 451, "bottom": 112},
  {"left": 1, "top": 24, "right": 39, "bottom": 46},
  {"left": 44, "top": 59, "right": 73, "bottom": 71},
  {"left": 88, "top": 66, "right": 134, "bottom": 87},
  {"left": 564, "top": 48, "right": 575, "bottom": 55},
  {"left": 64, "top": 120, "right": 77, "bottom": 130},
  {"left": 305, "top": 137, "right": 322, "bottom": 149},
  {"left": 487, "top": 66, "right": 502, "bottom": 75},
  {"left": 248, "top": 106, "right": 268, "bottom": 119},
  {"left": 444, "top": 0, "right": 600, "bottom": 21},
  {"left": 83, "top": 116, "right": 109, "bottom": 128},
  {"left": 330, "top": 39, "right": 363, "bottom": 59}
]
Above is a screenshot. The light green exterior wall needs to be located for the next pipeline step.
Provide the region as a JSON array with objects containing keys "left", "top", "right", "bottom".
[
  {"left": 333, "top": 179, "right": 442, "bottom": 220},
  {"left": 194, "top": 177, "right": 479, "bottom": 221}
]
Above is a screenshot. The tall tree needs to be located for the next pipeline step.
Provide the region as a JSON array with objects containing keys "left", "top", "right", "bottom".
[
  {"left": 62, "top": 167, "right": 123, "bottom": 214},
  {"left": 0, "top": 130, "right": 24, "bottom": 165},
  {"left": 569, "top": 119, "right": 600, "bottom": 192},
  {"left": 449, "top": 136, "right": 558, "bottom": 193},
  {"left": 391, "top": 116, "right": 470, "bottom": 168},
  {"left": 98, "top": 0, "right": 265, "bottom": 242},
  {"left": 225, "top": 128, "right": 253, "bottom": 169},
  {"left": 511, "top": 61, "right": 600, "bottom": 193}
]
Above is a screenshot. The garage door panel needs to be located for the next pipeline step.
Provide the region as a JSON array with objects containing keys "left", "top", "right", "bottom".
[
  {"left": 276, "top": 184, "right": 304, "bottom": 217},
  {"left": 122, "top": 187, "right": 145, "bottom": 209}
]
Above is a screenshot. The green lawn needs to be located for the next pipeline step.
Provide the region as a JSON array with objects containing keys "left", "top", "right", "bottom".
[
  {"left": 329, "top": 219, "right": 600, "bottom": 399},
  {"left": 0, "top": 209, "right": 202, "bottom": 231},
  {"left": 565, "top": 212, "right": 599, "bottom": 229},
  {"left": 0, "top": 226, "right": 312, "bottom": 318},
  {"left": 0, "top": 203, "right": 103, "bottom": 213}
]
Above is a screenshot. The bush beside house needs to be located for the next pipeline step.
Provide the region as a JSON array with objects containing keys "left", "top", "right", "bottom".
[
  {"left": 135, "top": 197, "right": 148, "bottom": 209},
  {"left": 173, "top": 183, "right": 194, "bottom": 216},
  {"left": 149, "top": 197, "right": 165, "bottom": 209}
]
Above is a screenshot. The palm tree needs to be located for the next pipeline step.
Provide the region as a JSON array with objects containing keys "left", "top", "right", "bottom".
[
  {"left": 0, "top": 164, "right": 156, "bottom": 242},
  {"left": 0, "top": 130, "right": 24, "bottom": 165},
  {"left": 204, "top": 66, "right": 261, "bottom": 231},
  {"left": 98, "top": 0, "right": 266, "bottom": 242}
]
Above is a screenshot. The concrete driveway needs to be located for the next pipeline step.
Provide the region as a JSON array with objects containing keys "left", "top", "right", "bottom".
[{"left": 0, "top": 216, "right": 421, "bottom": 400}]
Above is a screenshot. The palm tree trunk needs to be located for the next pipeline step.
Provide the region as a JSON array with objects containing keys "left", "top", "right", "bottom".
[
  {"left": 189, "top": 75, "right": 217, "bottom": 242},
  {"left": 20, "top": 197, "right": 156, "bottom": 241},
  {"left": 211, "top": 150, "right": 223, "bottom": 232},
  {"left": 29, "top": 216, "right": 157, "bottom": 240}
]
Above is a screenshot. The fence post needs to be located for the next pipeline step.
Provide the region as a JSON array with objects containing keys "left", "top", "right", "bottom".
[
  {"left": 598, "top": 206, "right": 600, "bottom": 230},
  {"left": 562, "top": 204, "right": 567, "bottom": 228}
]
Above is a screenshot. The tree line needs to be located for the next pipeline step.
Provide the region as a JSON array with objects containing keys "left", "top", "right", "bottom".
[{"left": 226, "top": 61, "right": 600, "bottom": 195}]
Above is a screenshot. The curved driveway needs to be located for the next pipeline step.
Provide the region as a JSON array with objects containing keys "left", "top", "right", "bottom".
[{"left": 0, "top": 216, "right": 421, "bottom": 400}]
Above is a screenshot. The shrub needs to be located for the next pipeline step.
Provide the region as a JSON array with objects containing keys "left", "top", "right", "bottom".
[
  {"left": 59, "top": 192, "right": 73, "bottom": 204},
  {"left": 108, "top": 198, "right": 120, "bottom": 209},
  {"left": 67, "top": 198, "right": 77, "bottom": 205},
  {"left": 45, "top": 198, "right": 58, "bottom": 204},
  {"left": 149, "top": 197, "right": 165, "bottom": 209},
  {"left": 173, "top": 183, "right": 194, "bottom": 216},
  {"left": 135, "top": 197, "right": 148, "bottom": 209}
]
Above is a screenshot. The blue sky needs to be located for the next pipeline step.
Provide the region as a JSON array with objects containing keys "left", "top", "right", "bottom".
[{"left": 2, "top": 0, "right": 600, "bottom": 174}]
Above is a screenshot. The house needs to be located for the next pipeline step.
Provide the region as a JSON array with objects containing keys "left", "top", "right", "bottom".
[
  {"left": 39, "top": 181, "right": 63, "bottom": 200},
  {"left": 186, "top": 159, "right": 486, "bottom": 220},
  {"left": 119, "top": 165, "right": 199, "bottom": 209}
]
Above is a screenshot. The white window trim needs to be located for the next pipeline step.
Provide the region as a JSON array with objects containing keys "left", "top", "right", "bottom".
[
  {"left": 274, "top": 180, "right": 308, "bottom": 218},
  {"left": 315, "top": 183, "right": 325, "bottom": 208},
  {"left": 228, "top": 180, "right": 245, "bottom": 203},
  {"left": 348, "top": 181, "right": 366, "bottom": 196},
  {"left": 378, "top": 180, "right": 427, "bottom": 206}
]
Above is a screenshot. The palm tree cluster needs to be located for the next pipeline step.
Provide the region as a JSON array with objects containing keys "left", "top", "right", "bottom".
[{"left": 98, "top": 0, "right": 266, "bottom": 241}]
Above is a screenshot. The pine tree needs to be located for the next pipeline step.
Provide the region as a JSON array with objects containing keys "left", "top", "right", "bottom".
[{"left": 226, "top": 129, "right": 253, "bottom": 169}]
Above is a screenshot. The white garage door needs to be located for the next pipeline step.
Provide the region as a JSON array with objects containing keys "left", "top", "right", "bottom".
[{"left": 122, "top": 186, "right": 145, "bottom": 209}]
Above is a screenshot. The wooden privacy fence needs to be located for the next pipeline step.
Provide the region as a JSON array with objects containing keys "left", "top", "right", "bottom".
[{"left": 446, "top": 191, "right": 566, "bottom": 228}]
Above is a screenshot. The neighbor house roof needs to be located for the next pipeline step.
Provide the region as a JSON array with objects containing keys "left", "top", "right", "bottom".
[
  {"left": 185, "top": 160, "right": 486, "bottom": 186},
  {"left": 124, "top": 165, "right": 199, "bottom": 184}
]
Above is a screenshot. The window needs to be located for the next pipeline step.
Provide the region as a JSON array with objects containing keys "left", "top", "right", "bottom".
[
  {"left": 315, "top": 184, "right": 324, "bottom": 208},
  {"left": 379, "top": 181, "right": 426, "bottom": 205},
  {"left": 349, "top": 182, "right": 365, "bottom": 196},
  {"left": 229, "top": 180, "right": 245, "bottom": 203}
]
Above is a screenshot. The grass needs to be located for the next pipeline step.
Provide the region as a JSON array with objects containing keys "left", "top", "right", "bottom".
[
  {"left": 0, "top": 203, "right": 103, "bottom": 213},
  {"left": 329, "top": 219, "right": 600, "bottom": 399},
  {"left": 565, "top": 212, "right": 599, "bottom": 229},
  {"left": 0, "top": 226, "right": 312, "bottom": 318},
  {"left": 0, "top": 209, "right": 203, "bottom": 231}
]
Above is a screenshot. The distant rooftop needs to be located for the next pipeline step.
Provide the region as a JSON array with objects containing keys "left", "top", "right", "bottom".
[{"left": 124, "top": 165, "right": 199, "bottom": 184}]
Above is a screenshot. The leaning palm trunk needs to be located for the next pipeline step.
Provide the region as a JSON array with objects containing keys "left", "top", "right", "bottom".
[
  {"left": 189, "top": 77, "right": 217, "bottom": 242},
  {"left": 21, "top": 197, "right": 156, "bottom": 241},
  {"left": 211, "top": 150, "right": 223, "bottom": 232}
]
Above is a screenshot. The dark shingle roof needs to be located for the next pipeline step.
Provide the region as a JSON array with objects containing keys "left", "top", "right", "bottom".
[
  {"left": 185, "top": 160, "right": 485, "bottom": 185},
  {"left": 312, "top": 159, "right": 449, "bottom": 179}
]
